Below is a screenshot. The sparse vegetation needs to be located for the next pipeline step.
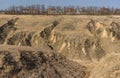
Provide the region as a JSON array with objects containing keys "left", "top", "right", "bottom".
[
  {"left": 0, "top": 47, "right": 87, "bottom": 78},
  {"left": 0, "top": 15, "right": 120, "bottom": 78}
]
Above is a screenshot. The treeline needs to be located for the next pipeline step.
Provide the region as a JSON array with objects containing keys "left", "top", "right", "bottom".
[{"left": 0, "top": 4, "right": 120, "bottom": 15}]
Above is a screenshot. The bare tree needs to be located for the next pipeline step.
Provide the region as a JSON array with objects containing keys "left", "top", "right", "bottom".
[{"left": 1, "top": 4, "right": 120, "bottom": 15}]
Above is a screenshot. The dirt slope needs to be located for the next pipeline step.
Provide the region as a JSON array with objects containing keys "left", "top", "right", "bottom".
[
  {"left": 0, "top": 45, "right": 87, "bottom": 78},
  {"left": 0, "top": 15, "right": 120, "bottom": 78}
]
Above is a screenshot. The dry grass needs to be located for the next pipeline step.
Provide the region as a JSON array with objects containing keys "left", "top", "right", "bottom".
[{"left": 0, "top": 15, "right": 120, "bottom": 78}]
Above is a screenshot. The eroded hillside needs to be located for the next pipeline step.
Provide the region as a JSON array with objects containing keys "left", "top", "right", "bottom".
[
  {"left": 0, "top": 15, "right": 120, "bottom": 78},
  {"left": 0, "top": 45, "right": 87, "bottom": 78}
]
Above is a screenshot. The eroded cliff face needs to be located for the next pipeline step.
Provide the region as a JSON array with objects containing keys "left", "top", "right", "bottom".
[
  {"left": 0, "top": 15, "right": 120, "bottom": 78},
  {"left": 0, "top": 18, "right": 18, "bottom": 44},
  {"left": 0, "top": 17, "right": 119, "bottom": 62}
]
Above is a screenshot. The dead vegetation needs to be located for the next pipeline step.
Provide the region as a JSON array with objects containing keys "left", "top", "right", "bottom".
[
  {"left": 0, "top": 46, "right": 87, "bottom": 78},
  {"left": 0, "top": 15, "right": 120, "bottom": 78}
]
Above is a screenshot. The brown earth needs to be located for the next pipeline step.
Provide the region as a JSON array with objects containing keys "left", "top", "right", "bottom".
[
  {"left": 0, "top": 15, "right": 120, "bottom": 78},
  {"left": 0, "top": 45, "right": 87, "bottom": 78}
]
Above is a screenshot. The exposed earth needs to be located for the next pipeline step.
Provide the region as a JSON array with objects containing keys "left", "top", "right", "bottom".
[{"left": 0, "top": 15, "right": 120, "bottom": 78}]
